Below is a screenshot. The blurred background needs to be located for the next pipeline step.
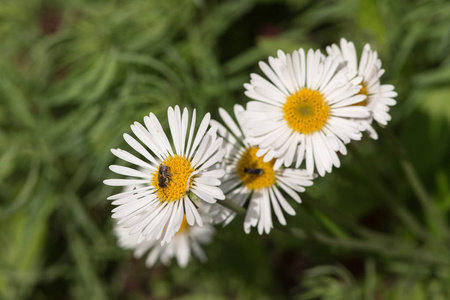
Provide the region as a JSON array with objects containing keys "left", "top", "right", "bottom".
[{"left": 1, "top": 0, "right": 450, "bottom": 299}]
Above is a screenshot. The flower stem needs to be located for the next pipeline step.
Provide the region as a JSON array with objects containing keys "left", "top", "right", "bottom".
[
  {"left": 385, "top": 128, "right": 450, "bottom": 239},
  {"left": 350, "top": 144, "right": 429, "bottom": 240},
  {"left": 214, "top": 194, "right": 450, "bottom": 266},
  {"left": 217, "top": 197, "right": 246, "bottom": 216},
  {"left": 275, "top": 223, "right": 450, "bottom": 266},
  {"left": 385, "top": 128, "right": 431, "bottom": 208}
]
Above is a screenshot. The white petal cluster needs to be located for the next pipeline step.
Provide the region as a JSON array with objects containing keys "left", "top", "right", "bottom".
[
  {"left": 242, "top": 48, "right": 370, "bottom": 176},
  {"left": 105, "top": 38, "right": 397, "bottom": 246},
  {"left": 210, "top": 105, "right": 314, "bottom": 234},
  {"left": 104, "top": 106, "right": 226, "bottom": 245},
  {"left": 326, "top": 38, "right": 397, "bottom": 139},
  {"left": 115, "top": 204, "right": 214, "bottom": 268}
]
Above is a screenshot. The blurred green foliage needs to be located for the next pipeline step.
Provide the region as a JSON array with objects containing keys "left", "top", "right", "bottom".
[{"left": 0, "top": 0, "right": 450, "bottom": 299}]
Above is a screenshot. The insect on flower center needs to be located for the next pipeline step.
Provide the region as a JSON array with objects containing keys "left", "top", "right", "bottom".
[
  {"left": 353, "top": 82, "right": 368, "bottom": 106},
  {"left": 236, "top": 147, "right": 276, "bottom": 190},
  {"left": 151, "top": 155, "right": 195, "bottom": 202},
  {"left": 282, "top": 88, "right": 330, "bottom": 134}
]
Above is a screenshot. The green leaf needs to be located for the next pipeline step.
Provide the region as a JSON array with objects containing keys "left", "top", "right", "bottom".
[
  {"left": 419, "top": 87, "right": 450, "bottom": 124},
  {"left": 357, "top": 0, "right": 387, "bottom": 47}
]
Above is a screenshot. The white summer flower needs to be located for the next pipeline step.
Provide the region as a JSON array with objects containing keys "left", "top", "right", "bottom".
[
  {"left": 326, "top": 38, "right": 397, "bottom": 139},
  {"left": 104, "top": 106, "right": 226, "bottom": 245},
  {"left": 210, "top": 105, "right": 314, "bottom": 234},
  {"left": 115, "top": 208, "right": 214, "bottom": 268},
  {"left": 242, "top": 48, "right": 370, "bottom": 176}
]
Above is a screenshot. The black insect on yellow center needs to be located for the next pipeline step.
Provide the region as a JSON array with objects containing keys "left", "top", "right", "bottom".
[
  {"left": 157, "top": 164, "right": 171, "bottom": 188},
  {"left": 151, "top": 155, "right": 195, "bottom": 202},
  {"left": 236, "top": 147, "right": 276, "bottom": 190},
  {"left": 243, "top": 167, "right": 264, "bottom": 175}
]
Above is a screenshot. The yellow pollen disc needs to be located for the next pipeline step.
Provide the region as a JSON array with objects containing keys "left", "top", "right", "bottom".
[
  {"left": 151, "top": 155, "right": 194, "bottom": 202},
  {"left": 353, "top": 83, "right": 368, "bottom": 106},
  {"left": 236, "top": 147, "right": 276, "bottom": 190},
  {"left": 282, "top": 88, "right": 330, "bottom": 134},
  {"left": 177, "top": 215, "right": 190, "bottom": 234}
]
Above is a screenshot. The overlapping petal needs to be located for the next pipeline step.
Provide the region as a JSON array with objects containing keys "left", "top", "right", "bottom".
[
  {"left": 242, "top": 48, "right": 369, "bottom": 176},
  {"left": 104, "top": 106, "right": 225, "bottom": 244}
]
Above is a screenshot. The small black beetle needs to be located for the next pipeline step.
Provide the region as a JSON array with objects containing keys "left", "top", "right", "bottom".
[
  {"left": 244, "top": 167, "right": 264, "bottom": 175},
  {"left": 158, "top": 164, "right": 171, "bottom": 188}
]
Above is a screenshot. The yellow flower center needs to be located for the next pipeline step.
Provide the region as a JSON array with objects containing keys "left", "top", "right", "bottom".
[
  {"left": 353, "top": 83, "right": 368, "bottom": 106},
  {"left": 151, "top": 155, "right": 194, "bottom": 202},
  {"left": 236, "top": 147, "right": 276, "bottom": 190},
  {"left": 177, "top": 215, "right": 190, "bottom": 234},
  {"left": 282, "top": 88, "right": 330, "bottom": 134}
]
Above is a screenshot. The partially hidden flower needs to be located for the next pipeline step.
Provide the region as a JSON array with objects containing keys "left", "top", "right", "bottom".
[
  {"left": 115, "top": 199, "right": 214, "bottom": 268},
  {"left": 242, "top": 48, "right": 370, "bottom": 176},
  {"left": 210, "top": 105, "right": 314, "bottom": 234},
  {"left": 104, "top": 106, "right": 226, "bottom": 244},
  {"left": 326, "top": 38, "right": 397, "bottom": 139}
]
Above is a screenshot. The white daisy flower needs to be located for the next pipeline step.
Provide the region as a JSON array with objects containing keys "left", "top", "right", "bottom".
[
  {"left": 210, "top": 105, "right": 314, "bottom": 234},
  {"left": 115, "top": 207, "right": 214, "bottom": 268},
  {"left": 242, "top": 48, "right": 370, "bottom": 176},
  {"left": 104, "top": 106, "right": 226, "bottom": 245},
  {"left": 326, "top": 38, "right": 397, "bottom": 139}
]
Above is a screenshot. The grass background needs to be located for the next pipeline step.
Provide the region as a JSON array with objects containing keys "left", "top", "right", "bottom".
[{"left": 1, "top": 0, "right": 450, "bottom": 299}]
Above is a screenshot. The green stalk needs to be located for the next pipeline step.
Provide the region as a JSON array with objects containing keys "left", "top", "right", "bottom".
[
  {"left": 218, "top": 197, "right": 246, "bottom": 216},
  {"left": 350, "top": 144, "right": 430, "bottom": 240},
  {"left": 385, "top": 128, "right": 431, "bottom": 207},
  {"left": 385, "top": 128, "right": 450, "bottom": 239},
  {"left": 216, "top": 195, "right": 450, "bottom": 266},
  {"left": 276, "top": 224, "right": 450, "bottom": 266},
  {"left": 189, "top": 192, "right": 246, "bottom": 216}
]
